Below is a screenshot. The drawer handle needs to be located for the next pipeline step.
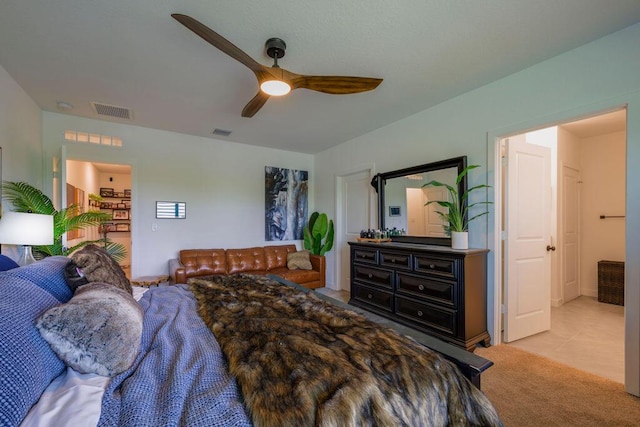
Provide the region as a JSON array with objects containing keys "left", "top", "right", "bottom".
[
  {"left": 417, "top": 310, "right": 423, "bottom": 317},
  {"left": 429, "top": 264, "right": 435, "bottom": 269},
  {"left": 368, "top": 273, "right": 373, "bottom": 279},
  {"left": 367, "top": 294, "right": 373, "bottom": 299},
  {"left": 418, "top": 284, "right": 425, "bottom": 291}
]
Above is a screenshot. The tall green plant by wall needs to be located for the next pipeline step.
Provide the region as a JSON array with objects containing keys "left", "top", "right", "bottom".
[{"left": 303, "top": 211, "right": 334, "bottom": 256}]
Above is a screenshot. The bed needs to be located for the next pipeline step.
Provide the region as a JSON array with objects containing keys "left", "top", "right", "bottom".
[{"left": 0, "top": 253, "right": 502, "bottom": 426}]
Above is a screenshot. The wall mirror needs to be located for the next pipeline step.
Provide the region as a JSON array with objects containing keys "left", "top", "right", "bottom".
[{"left": 371, "top": 156, "right": 467, "bottom": 245}]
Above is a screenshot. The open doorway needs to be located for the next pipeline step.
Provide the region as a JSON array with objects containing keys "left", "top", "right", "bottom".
[
  {"left": 500, "top": 109, "right": 626, "bottom": 382},
  {"left": 66, "top": 160, "right": 132, "bottom": 277}
]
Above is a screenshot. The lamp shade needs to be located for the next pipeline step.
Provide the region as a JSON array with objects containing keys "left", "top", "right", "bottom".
[{"left": 0, "top": 212, "right": 54, "bottom": 245}]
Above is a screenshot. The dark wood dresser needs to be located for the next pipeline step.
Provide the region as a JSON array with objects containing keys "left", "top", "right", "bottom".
[{"left": 349, "top": 241, "right": 490, "bottom": 351}]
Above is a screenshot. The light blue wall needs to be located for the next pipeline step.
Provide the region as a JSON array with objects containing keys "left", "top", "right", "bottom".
[
  {"left": 0, "top": 64, "right": 44, "bottom": 260},
  {"left": 0, "top": 65, "right": 43, "bottom": 186}
]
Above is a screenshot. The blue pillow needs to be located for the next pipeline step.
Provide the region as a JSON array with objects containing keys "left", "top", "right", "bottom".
[
  {"left": 2, "top": 256, "right": 72, "bottom": 302},
  {"left": 0, "top": 275, "right": 66, "bottom": 426},
  {"left": 0, "top": 254, "right": 19, "bottom": 271}
]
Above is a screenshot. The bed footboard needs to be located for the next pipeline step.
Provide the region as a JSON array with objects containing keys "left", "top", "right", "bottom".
[{"left": 268, "top": 275, "right": 493, "bottom": 389}]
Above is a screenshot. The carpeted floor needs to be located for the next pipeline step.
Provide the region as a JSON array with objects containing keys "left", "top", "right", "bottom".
[{"left": 475, "top": 345, "right": 640, "bottom": 426}]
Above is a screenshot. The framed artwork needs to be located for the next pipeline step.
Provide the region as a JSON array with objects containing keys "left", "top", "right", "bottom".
[
  {"left": 264, "top": 166, "right": 308, "bottom": 241},
  {"left": 115, "top": 223, "right": 130, "bottom": 232},
  {"left": 112, "top": 209, "right": 129, "bottom": 220},
  {"left": 66, "top": 183, "right": 85, "bottom": 239},
  {"left": 389, "top": 206, "right": 401, "bottom": 217},
  {"left": 100, "top": 187, "right": 114, "bottom": 197}
]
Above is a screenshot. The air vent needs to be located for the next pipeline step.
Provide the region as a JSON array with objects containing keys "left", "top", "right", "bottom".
[
  {"left": 91, "top": 102, "right": 132, "bottom": 120},
  {"left": 212, "top": 128, "right": 232, "bottom": 137}
]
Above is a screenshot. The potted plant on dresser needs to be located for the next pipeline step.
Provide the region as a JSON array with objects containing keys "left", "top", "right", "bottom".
[{"left": 421, "top": 165, "right": 491, "bottom": 249}]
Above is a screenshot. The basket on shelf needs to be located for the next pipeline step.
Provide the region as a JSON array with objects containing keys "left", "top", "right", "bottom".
[{"left": 597, "top": 260, "right": 624, "bottom": 306}]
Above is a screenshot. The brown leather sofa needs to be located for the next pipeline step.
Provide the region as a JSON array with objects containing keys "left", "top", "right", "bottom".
[{"left": 168, "top": 244, "right": 325, "bottom": 289}]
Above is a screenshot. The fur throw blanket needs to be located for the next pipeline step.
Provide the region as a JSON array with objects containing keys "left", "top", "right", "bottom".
[{"left": 189, "top": 275, "right": 502, "bottom": 427}]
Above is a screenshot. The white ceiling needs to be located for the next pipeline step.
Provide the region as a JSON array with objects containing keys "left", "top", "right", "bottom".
[{"left": 1, "top": 1, "right": 639, "bottom": 154}]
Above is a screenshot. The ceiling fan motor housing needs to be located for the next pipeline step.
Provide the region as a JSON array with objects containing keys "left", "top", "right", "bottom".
[{"left": 265, "top": 38, "right": 286, "bottom": 59}]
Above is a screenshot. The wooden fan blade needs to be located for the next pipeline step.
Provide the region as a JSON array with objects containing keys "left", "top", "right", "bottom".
[
  {"left": 242, "top": 92, "right": 271, "bottom": 118},
  {"left": 290, "top": 76, "right": 382, "bottom": 94},
  {"left": 172, "top": 14, "right": 266, "bottom": 75}
]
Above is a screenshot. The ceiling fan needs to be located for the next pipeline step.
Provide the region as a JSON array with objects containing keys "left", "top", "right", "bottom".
[{"left": 171, "top": 14, "right": 383, "bottom": 117}]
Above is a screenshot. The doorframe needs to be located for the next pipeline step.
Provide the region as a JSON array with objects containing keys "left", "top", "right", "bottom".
[
  {"left": 487, "top": 100, "right": 638, "bottom": 395},
  {"left": 56, "top": 143, "right": 138, "bottom": 277},
  {"left": 334, "top": 164, "right": 376, "bottom": 291}
]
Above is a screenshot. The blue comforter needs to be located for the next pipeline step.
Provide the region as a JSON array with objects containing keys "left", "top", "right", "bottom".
[{"left": 98, "top": 285, "right": 252, "bottom": 427}]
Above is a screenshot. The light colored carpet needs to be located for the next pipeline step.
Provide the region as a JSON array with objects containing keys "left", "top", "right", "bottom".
[{"left": 476, "top": 345, "right": 640, "bottom": 426}]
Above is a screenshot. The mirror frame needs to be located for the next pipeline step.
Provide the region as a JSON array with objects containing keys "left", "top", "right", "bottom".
[{"left": 371, "top": 155, "right": 467, "bottom": 246}]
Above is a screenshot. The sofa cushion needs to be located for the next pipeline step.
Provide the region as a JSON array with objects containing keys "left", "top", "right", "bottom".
[
  {"left": 0, "top": 272, "right": 67, "bottom": 426},
  {"left": 180, "top": 249, "right": 227, "bottom": 278},
  {"left": 226, "top": 247, "right": 266, "bottom": 275},
  {"left": 264, "top": 245, "right": 296, "bottom": 271},
  {"left": 36, "top": 282, "right": 143, "bottom": 377},
  {"left": 287, "top": 250, "right": 313, "bottom": 270},
  {"left": 277, "top": 269, "right": 321, "bottom": 286}
]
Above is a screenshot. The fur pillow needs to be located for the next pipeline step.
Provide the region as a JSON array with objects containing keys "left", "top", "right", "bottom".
[
  {"left": 36, "top": 282, "right": 143, "bottom": 377},
  {"left": 63, "top": 260, "right": 89, "bottom": 292},
  {"left": 287, "top": 250, "right": 312, "bottom": 270},
  {"left": 70, "top": 244, "right": 131, "bottom": 294}
]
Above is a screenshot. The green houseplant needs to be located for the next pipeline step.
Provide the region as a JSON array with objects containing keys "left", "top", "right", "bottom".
[
  {"left": 421, "top": 165, "right": 491, "bottom": 249},
  {"left": 1, "top": 181, "right": 127, "bottom": 261},
  {"left": 303, "top": 211, "right": 334, "bottom": 256}
]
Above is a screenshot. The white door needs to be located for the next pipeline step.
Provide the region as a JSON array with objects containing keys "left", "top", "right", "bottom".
[
  {"left": 339, "top": 170, "right": 372, "bottom": 291},
  {"left": 406, "top": 188, "right": 425, "bottom": 235},
  {"left": 424, "top": 186, "right": 449, "bottom": 237},
  {"left": 504, "top": 139, "right": 552, "bottom": 342},
  {"left": 562, "top": 164, "right": 581, "bottom": 302}
]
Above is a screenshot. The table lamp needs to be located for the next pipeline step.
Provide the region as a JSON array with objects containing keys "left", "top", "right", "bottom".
[{"left": 0, "top": 212, "right": 54, "bottom": 266}]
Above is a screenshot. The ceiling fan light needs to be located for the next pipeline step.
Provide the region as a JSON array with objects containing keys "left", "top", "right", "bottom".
[{"left": 260, "top": 80, "right": 291, "bottom": 96}]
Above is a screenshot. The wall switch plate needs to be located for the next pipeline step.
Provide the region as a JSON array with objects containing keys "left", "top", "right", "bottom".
[{"left": 152, "top": 223, "right": 158, "bottom": 232}]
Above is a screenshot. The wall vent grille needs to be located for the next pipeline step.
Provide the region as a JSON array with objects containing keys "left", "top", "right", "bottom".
[
  {"left": 91, "top": 102, "right": 132, "bottom": 120},
  {"left": 212, "top": 128, "right": 232, "bottom": 137}
]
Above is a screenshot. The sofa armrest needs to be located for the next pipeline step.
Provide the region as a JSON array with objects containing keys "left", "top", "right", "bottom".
[
  {"left": 169, "top": 258, "right": 186, "bottom": 284},
  {"left": 309, "top": 254, "right": 325, "bottom": 287}
]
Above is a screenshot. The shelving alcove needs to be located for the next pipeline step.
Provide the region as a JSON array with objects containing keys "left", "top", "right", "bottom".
[{"left": 91, "top": 188, "right": 131, "bottom": 233}]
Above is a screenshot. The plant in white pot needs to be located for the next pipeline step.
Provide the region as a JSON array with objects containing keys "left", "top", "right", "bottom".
[{"left": 422, "top": 164, "right": 491, "bottom": 249}]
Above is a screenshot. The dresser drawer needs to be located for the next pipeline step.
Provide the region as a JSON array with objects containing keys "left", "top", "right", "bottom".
[
  {"left": 353, "top": 248, "right": 378, "bottom": 265},
  {"left": 413, "top": 255, "right": 457, "bottom": 279},
  {"left": 353, "top": 265, "right": 393, "bottom": 288},
  {"left": 395, "top": 296, "right": 457, "bottom": 335},
  {"left": 353, "top": 284, "right": 393, "bottom": 312},
  {"left": 379, "top": 251, "right": 412, "bottom": 270},
  {"left": 396, "top": 273, "right": 456, "bottom": 306}
]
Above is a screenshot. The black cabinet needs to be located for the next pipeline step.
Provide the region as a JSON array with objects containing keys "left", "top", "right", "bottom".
[{"left": 349, "top": 242, "right": 490, "bottom": 351}]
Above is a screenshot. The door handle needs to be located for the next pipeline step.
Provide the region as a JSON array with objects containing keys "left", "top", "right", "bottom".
[{"left": 546, "top": 245, "right": 556, "bottom": 252}]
